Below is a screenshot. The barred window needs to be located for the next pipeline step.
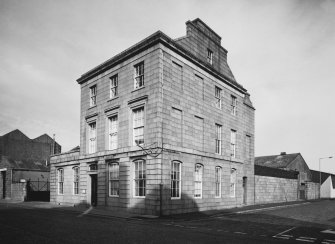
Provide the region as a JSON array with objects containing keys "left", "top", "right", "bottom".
[
  {"left": 134, "top": 160, "right": 146, "bottom": 197},
  {"left": 73, "top": 167, "right": 79, "bottom": 195},
  {"left": 171, "top": 161, "right": 181, "bottom": 199},
  {"left": 215, "top": 167, "right": 222, "bottom": 197},
  {"left": 110, "top": 75, "right": 118, "bottom": 99},
  {"left": 109, "top": 163, "right": 119, "bottom": 196},
  {"left": 108, "top": 115, "right": 118, "bottom": 150},
  {"left": 207, "top": 49, "right": 213, "bottom": 65},
  {"left": 58, "top": 168, "right": 64, "bottom": 195},
  {"left": 134, "top": 62, "right": 144, "bottom": 89},
  {"left": 194, "top": 164, "right": 203, "bottom": 198}
]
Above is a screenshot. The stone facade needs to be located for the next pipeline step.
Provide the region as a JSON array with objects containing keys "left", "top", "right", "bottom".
[{"left": 51, "top": 19, "right": 255, "bottom": 215}]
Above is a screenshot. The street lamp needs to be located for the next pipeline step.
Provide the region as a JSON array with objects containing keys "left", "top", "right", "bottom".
[{"left": 319, "top": 156, "right": 333, "bottom": 199}]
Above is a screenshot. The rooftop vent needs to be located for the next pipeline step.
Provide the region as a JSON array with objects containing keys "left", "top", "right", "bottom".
[{"left": 280, "top": 152, "right": 286, "bottom": 155}]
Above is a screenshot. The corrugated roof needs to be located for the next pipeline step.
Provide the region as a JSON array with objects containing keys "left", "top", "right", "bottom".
[
  {"left": 0, "top": 155, "right": 49, "bottom": 171},
  {"left": 255, "top": 165, "right": 298, "bottom": 179},
  {"left": 310, "top": 169, "right": 335, "bottom": 189},
  {"left": 255, "top": 153, "right": 300, "bottom": 169}
]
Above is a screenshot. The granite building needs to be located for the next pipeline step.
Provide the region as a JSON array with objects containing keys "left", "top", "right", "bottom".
[{"left": 50, "top": 19, "right": 255, "bottom": 215}]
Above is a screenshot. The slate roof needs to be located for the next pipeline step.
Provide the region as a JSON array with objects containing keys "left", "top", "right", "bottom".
[
  {"left": 0, "top": 155, "right": 49, "bottom": 171},
  {"left": 255, "top": 165, "right": 298, "bottom": 179},
  {"left": 310, "top": 169, "right": 335, "bottom": 188},
  {"left": 255, "top": 153, "right": 300, "bottom": 169}
]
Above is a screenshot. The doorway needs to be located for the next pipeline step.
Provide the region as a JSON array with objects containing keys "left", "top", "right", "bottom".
[
  {"left": 242, "top": 177, "right": 247, "bottom": 204},
  {"left": 1, "top": 171, "right": 6, "bottom": 199},
  {"left": 90, "top": 174, "right": 97, "bottom": 206}
]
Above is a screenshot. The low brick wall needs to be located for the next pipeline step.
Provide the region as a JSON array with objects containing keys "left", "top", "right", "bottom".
[{"left": 255, "top": 175, "right": 298, "bottom": 204}]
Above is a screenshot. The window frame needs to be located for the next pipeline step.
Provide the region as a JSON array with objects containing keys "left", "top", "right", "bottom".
[
  {"left": 230, "top": 168, "right": 237, "bottom": 197},
  {"left": 108, "top": 115, "right": 118, "bottom": 150},
  {"left": 215, "top": 86, "right": 222, "bottom": 109},
  {"left": 88, "top": 121, "right": 97, "bottom": 154},
  {"left": 171, "top": 161, "right": 181, "bottom": 199},
  {"left": 89, "top": 85, "right": 97, "bottom": 107},
  {"left": 110, "top": 74, "right": 118, "bottom": 99},
  {"left": 231, "top": 95, "right": 237, "bottom": 115},
  {"left": 134, "top": 62, "right": 144, "bottom": 89},
  {"left": 230, "top": 130, "right": 236, "bottom": 158},
  {"left": 133, "top": 159, "right": 146, "bottom": 198},
  {"left": 109, "top": 162, "right": 119, "bottom": 197},
  {"left": 215, "top": 166, "right": 222, "bottom": 198},
  {"left": 73, "top": 166, "right": 79, "bottom": 195},
  {"left": 207, "top": 49, "right": 213, "bottom": 65},
  {"left": 58, "top": 168, "right": 64, "bottom": 195},
  {"left": 132, "top": 106, "right": 144, "bottom": 146},
  {"left": 194, "top": 163, "right": 203, "bottom": 199},
  {"left": 215, "top": 124, "right": 222, "bottom": 155}
]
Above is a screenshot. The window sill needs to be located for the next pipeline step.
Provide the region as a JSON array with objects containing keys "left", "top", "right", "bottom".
[
  {"left": 133, "top": 196, "right": 146, "bottom": 199},
  {"left": 88, "top": 105, "right": 97, "bottom": 110},
  {"left": 194, "top": 196, "right": 202, "bottom": 199},
  {"left": 109, "top": 195, "right": 119, "bottom": 198},
  {"left": 107, "top": 96, "right": 119, "bottom": 102},
  {"left": 171, "top": 197, "right": 181, "bottom": 200},
  {"left": 132, "top": 86, "right": 145, "bottom": 93}
]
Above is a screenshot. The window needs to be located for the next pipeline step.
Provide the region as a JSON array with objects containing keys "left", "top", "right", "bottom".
[
  {"left": 108, "top": 115, "right": 118, "bottom": 150},
  {"left": 230, "top": 168, "right": 236, "bottom": 197},
  {"left": 231, "top": 95, "right": 237, "bottom": 115},
  {"left": 207, "top": 49, "right": 213, "bottom": 65},
  {"left": 110, "top": 75, "right": 118, "bottom": 99},
  {"left": 133, "top": 107, "right": 144, "bottom": 145},
  {"left": 246, "top": 135, "right": 251, "bottom": 161},
  {"left": 88, "top": 121, "right": 96, "bottom": 154},
  {"left": 194, "top": 164, "right": 203, "bottom": 198},
  {"left": 215, "top": 86, "right": 222, "bottom": 109},
  {"left": 215, "top": 167, "right": 222, "bottom": 197},
  {"left": 215, "top": 124, "right": 222, "bottom": 154},
  {"left": 109, "top": 163, "right": 119, "bottom": 196},
  {"left": 134, "top": 160, "right": 146, "bottom": 197},
  {"left": 90, "top": 85, "right": 97, "bottom": 107},
  {"left": 73, "top": 167, "right": 79, "bottom": 195},
  {"left": 134, "top": 62, "right": 144, "bottom": 89},
  {"left": 58, "top": 168, "right": 64, "bottom": 195},
  {"left": 171, "top": 161, "right": 181, "bottom": 199},
  {"left": 230, "top": 130, "right": 236, "bottom": 158}
]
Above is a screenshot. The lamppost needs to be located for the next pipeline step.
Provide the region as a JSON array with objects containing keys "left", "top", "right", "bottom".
[{"left": 319, "top": 156, "right": 333, "bottom": 199}]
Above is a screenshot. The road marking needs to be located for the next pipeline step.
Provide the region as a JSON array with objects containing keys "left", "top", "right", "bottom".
[
  {"left": 323, "top": 240, "right": 335, "bottom": 243},
  {"left": 274, "top": 236, "right": 289, "bottom": 240},
  {"left": 234, "top": 231, "right": 247, "bottom": 235},
  {"left": 273, "top": 226, "right": 296, "bottom": 237},
  {"left": 296, "top": 237, "right": 315, "bottom": 243},
  {"left": 174, "top": 225, "right": 184, "bottom": 228},
  {"left": 234, "top": 202, "right": 310, "bottom": 214},
  {"left": 77, "top": 206, "right": 93, "bottom": 217},
  {"left": 281, "top": 234, "right": 293, "bottom": 238},
  {"left": 322, "top": 230, "right": 335, "bottom": 235}
]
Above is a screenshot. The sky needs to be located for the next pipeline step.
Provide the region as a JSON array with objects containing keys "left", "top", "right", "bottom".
[{"left": 0, "top": 0, "right": 335, "bottom": 173}]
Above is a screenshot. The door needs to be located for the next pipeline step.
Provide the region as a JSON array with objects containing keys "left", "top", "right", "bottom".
[
  {"left": 1, "top": 171, "right": 6, "bottom": 199},
  {"left": 90, "top": 174, "right": 97, "bottom": 206},
  {"left": 242, "top": 177, "right": 247, "bottom": 204}
]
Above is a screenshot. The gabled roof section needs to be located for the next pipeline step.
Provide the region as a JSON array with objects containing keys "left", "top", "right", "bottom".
[
  {"left": 1, "top": 129, "right": 30, "bottom": 140},
  {"left": 0, "top": 155, "right": 49, "bottom": 171},
  {"left": 255, "top": 165, "right": 298, "bottom": 179},
  {"left": 255, "top": 153, "right": 300, "bottom": 169},
  {"left": 76, "top": 25, "right": 247, "bottom": 94}
]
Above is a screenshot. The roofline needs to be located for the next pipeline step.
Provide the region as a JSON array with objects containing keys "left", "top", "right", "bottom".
[
  {"left": 76, "top": 31, "right": 247, "bottom": 93},
  {"left": 255, "top": 153, "right": 300, "bottom": 159},
  {"left": 187, "top": 18, "right": 222, "bottom": 43}
]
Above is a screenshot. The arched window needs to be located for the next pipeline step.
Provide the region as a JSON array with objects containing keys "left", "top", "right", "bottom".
[
  {"left": 215, "top": 166, "right": 222, "bottom": 198},
  {"left": 109, "top": 163, "right": 119, "bottom": 196},
  {"left": 134, "top": 159, "right": 146, "bottom": 197},
  {"left": 73, "top": 167, "right": 79, "bottom": 195},
  {"left": 230, "top": 168, "right": 237, "bottom": 197},
  {"left": 58, "top": 168, "right": 64, "bottom": 195},
  {"left": 194, "top": 164, "right": 203, "bottom": 198},
  {"left": 171, "top": 161, "right": 181, "bottom": 199}
]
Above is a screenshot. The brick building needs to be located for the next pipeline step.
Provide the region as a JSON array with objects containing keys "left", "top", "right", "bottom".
[
  {"left": 0, "top": 129, "right": 61, "bottom": 200},
  {"left": 50, "top": 19, "right": 255, "bottom": 215}
]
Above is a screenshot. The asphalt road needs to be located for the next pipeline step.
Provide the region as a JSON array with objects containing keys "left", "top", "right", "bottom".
[{"left": 1, "top": 200, "right": 335, "bottom": 243}]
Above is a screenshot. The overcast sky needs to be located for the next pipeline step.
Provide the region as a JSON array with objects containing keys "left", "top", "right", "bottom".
[{"left": 1, "top": 0, "right": 334, "bottom": 173}]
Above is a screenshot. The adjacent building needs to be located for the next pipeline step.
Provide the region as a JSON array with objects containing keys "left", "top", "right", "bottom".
[
  {"left": 0, "top": 129, "right": 61, "bottom": 201},
  {"left": 50, "top": 19, "right": 255, "bottom": 215},
  {"left": 310, "top": 170, "right": 335, "bottom": 199}
]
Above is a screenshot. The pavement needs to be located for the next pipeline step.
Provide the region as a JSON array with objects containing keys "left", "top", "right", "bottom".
[{"left": 0, "top": 198, "right": 316, "bottom": 221}]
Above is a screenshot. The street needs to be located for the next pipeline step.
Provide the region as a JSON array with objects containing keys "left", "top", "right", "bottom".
[{"left": 1, "top": 200, "right": 335, "bottom": 243}]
